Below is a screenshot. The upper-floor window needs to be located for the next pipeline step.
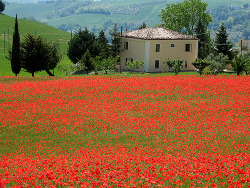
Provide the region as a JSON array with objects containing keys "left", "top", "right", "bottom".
[
  {"left": 185, "top": 44, "right": 192, "bottom": 52},
  {"left": 125, "top": 41, "right": 129, "bottom": 50},
  {"left": 156, "top": 44, "right": 160, "bottom": 52},
  {"left": 130, "top": 58, "right": 134, "bottom": 62},
  {"left": 171, "top": 43, "right": 175, "bottom": 47}
]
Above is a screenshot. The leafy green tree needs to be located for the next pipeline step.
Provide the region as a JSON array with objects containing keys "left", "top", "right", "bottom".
[
  {"left": 163, "top": 58, "right": 184, "bottom": 75},
  {"left": 47, "top": 41, "right": 63, "bottom": 76},
  {"left": 195, "top": 19, "right": 210, "bottom": 59},
  {"left": 11, "top": 15, "right": 21, "bottom": 76},
  {"left": 205, "top": 53, "right": 228, "bottom": 75},
  {"left": 0, "top": 0, "right": 5, "bottom": 13},
  {"left": 214, "top": 22, "right": 234, "bottom": 60},
  {"left": 243, "top": 51, "right": 250, "bottom": 75},
  {"left": 79, "top": 49, "right": 94, "bottom": 74},
  {"left": 243, "top": 58, "right": 250, "bottom": 75},
  {"left": 93, "top": 56, "right": 120, "bottom": 74},
  {"left": 67, "top": 28, "right": 96, "bottom": 64},
  {"left": 126, "top": 60, "right": 145, "bottom": 72},
  {"left": 231, "top": 55, "right": 248, "bottom": 76},
  {"left": 192, "top": 58, "right": 210, "bottom": 75},
  {"left": 20, "top": 34, "right": 61, "bottom": 77},
  {"left": 160, "top": 0, "right": 212, "bottom": 35}
]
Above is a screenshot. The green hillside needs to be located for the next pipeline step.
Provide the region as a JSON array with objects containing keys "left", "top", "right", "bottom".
[
  {"left": 3, "top": 0, "right": 249, "bottom": 43},
  {"left": 0, "top": 14, "right": 71, "bottom": 76}
]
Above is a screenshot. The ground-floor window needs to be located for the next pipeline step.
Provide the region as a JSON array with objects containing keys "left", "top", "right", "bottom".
[
  {"left": 184, "top": 61, "right": 188, "bottom": 68},
  {"left": 125, "top": 58, "right": 128, "bottom": 66},
  {"left": 155, "top": 60, "right": 160, "bottom": 69}
]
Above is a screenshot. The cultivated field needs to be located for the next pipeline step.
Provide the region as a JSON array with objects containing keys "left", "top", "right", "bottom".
[{"left": 0, "top": 75, "right": 249, "bottom": 187}]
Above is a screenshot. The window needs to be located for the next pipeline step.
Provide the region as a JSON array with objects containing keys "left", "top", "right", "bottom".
[
  {"left": 125, "top": 41, "right": 129, "bottom": 50},
  {"left": 184, "top": 61, "right": 188, "bottom": 68},
  {"left": 129, "top": 58, "right": 134, "bottom": 63},
  {"left": 125, "top": 58, "right": 128, "bottom": 66},
  {"left": 155, "top": 60, "right": 160, "bottom": 68},
  {"left": 156, "top": 44, "right": 160, "bottom": 52},
  {"left": 185, "top": 44, "right": 192, "bottom": 52},
  {"left": 171, "top": 43, "right": 175, "bottom": 47}
]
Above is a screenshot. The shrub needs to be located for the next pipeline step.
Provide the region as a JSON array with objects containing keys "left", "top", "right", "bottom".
[
  {"left": 163, "top": 58, "right": 184, "bottom": 75},
  {"left": 192, "top": 58, "right": 210, "bottom": 75}
]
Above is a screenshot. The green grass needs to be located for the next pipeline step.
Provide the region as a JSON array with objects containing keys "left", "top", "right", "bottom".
[
  {"left": 3, "top": 3, "right": 54, "bottom": 21},
  {"left": 0, "top": 14, "right": 72, "bottom": 76}
]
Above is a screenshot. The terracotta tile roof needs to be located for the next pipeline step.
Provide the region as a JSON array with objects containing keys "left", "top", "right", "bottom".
[{"left": 122, "top": 27, "right": 198, "bottom": 40}]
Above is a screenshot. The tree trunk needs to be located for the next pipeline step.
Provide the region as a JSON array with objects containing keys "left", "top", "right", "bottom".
[
  {"left": 32, "top": 72, "right": 34, "bottom": 77},
  {"left": 45, "top": 69, "right": 55, "bottom": 76}
]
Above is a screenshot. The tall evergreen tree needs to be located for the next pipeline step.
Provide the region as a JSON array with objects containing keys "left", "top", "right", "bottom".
[
  {"left": 0, "top": 0, "right": 5, "bottom": 13},
  {"left": 79, "top": 49, "right": 94, "bottom": 74},
  {"left": 97, "top": 30, "right": 109, "bottom": 59},
  {"left": 67, "top": 28, "right": 96, "bottom": 64},
  {"left": 215, "top": 22, "right": 234, "bottom": 60},
  {"left": 11, "top": 14, "right": 21, "bottom": 76},
  {"left": 195, "top": 19, "right": 209, "bottom": 59},
  {"left": 109, "top": 23, "right": 120, "bottom": 58},
  {"left": 20, "top": 34, "right": 61, "bottom": 77}
]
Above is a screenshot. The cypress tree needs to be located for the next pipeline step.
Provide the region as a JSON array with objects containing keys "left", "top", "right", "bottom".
[
  {"left": 11, "top": 14, "right": 21, "bottom": 76},
  {"left": 195, "top": 19, "right": 209, "bottom": 59},
  {"left": 0, "top": 0, "right": 5, "bottom": 13},
  {"left": 215, "top": 22, "right": 234, "bottom": 60},
  {"left": 97, "top": 30, "right": 109, "bottom": 59},
  {"left": 109, "top": 23, "right": 120, "bottom": 58}
]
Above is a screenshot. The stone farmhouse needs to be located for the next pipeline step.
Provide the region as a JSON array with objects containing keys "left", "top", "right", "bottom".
[{"left": 120, "top": 27, "right": 199, "bottom": 72}]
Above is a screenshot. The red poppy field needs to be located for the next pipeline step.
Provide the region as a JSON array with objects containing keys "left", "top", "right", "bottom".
[{"left": 0, "top": 75, "right": 249, "bottom": 187}]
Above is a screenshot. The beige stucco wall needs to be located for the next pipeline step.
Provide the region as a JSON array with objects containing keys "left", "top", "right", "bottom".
[
  {"left": 121, "top": 37, "right": 198, "bottom": 72},
  {"left": 149, "top": 40, "right": 198, "bottom": 72},
  {"left": 121, "top": 38, "right": 145, "bottom": 72}
]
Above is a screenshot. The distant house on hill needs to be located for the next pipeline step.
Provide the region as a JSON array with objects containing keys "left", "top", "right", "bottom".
[{"left": 120, "top": 27, "right": 199, "bottom": 72}]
